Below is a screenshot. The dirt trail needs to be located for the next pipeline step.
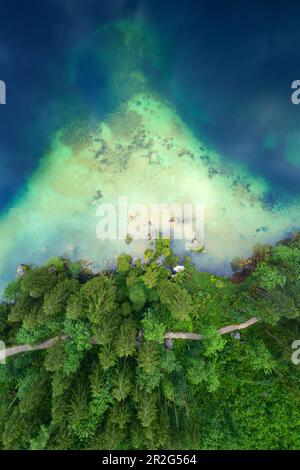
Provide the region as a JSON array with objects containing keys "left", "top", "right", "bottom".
[{"left": 0, "top": 317, "right": 259, "bottom": 360}]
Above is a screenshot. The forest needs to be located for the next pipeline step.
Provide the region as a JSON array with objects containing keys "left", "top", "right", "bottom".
[{"left": 0, "top": 235, "right": 299, "bottom": 450}]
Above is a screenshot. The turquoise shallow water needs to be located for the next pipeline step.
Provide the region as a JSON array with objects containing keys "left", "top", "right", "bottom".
[{"left": 1, "top": 3, "right": 300, "bottom": 292}]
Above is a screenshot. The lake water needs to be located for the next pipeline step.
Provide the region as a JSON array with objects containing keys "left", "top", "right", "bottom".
[{"left": 0, "top": 0, "right": 300, "bottom": 291}]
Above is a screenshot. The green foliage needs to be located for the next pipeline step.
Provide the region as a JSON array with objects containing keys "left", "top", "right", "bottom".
[
  {"left": 245, "top": 339, "right": 275, "bottom": 374},
  {"left": 68, "top": 261, "right": 82, "bottom": 277},
  {"left": 115, "top": 319, "right": 137, "bottom": 357},
  {"left": 117, "top": 254, "right": 132, "bottom": 273},
  {"left": 141, "top": 309, "right": 165, "bottom": 343},
  {"left": 43, "top": 279, "right": 79, "bottom": 319},
  {"left": 1, "top": 236, "right": 300, "bottom": 450},
  {"left": 44, "top": 341, "right": 65, "bottom": 372},
  {"left": 138, "top": 341, "right": 160, "bottom": 375},
  {"left": 0, "top": 303, "right": 9, "bottom": 335},
  {"left": 30, "top": 424, "right": 52, "bottom": 450},
  {"left": 16, "top": 324, "right": 51, "bottom": 345},
  {"left": 144, "top": 249, "right": 154, "bottom": 261},
  {"left": 2, "top": 407, "right": 34, "bottom": 449},
  {"left": 154, "top": 237, "right": 171, "bottom": 259},
  {"left": 81, "top": 276, "right": 117, "bottom": 324},
  {"left": 138, "top": 392, "right": 157, "bottom": 429},
  {"left": 113, "top": 366, "right": 132, "bottom": 402},
  {"left": 187, "top": 358, "right": 220, "bottom": 392},
  {"left": 98, "top": 343, "right": 118, "bottom": 370},
  {"left": 158, "top": 280, "right": 191, "bottom": 321},
  {"left": 202, "top": 325, "right": 227, "bottom": 356},
  {"left": 3, "top": 279, "right": 21, "bottom": 302},
  {"left": 253, "top": 261, "right": 286, "bottom": 290},
  {"left": 64, "top": 319, "right": 91, "bottom": 352},
  {"left": 21, "top": 267, "right": 58, "bottom": 298},
  {"left": 63, "top": 341, "right": 85, "bottom": 376},
  {"left": 45, "top": 257, "right": 66, "bottom": 272},
  {"left": 142, "top": 264, "right": 160, "bottom": 289},
  {"left": 128, "top": 283, "right": 146, "bottom": 311},
  {"left": 121, "top": 302, "right": 132, "bottom": 317}
]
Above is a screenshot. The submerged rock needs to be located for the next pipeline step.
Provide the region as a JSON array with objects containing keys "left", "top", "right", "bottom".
[{"left": 16, "top": 264, "right": 28, "bottom": 278}]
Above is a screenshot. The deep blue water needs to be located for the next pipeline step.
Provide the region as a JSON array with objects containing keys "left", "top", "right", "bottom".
[{"left": 1, "top": 0, "right": 300, "bottom": 212}]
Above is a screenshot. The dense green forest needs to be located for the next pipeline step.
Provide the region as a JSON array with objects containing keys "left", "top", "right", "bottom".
[{"left": 0, "top": 235, "right": 300, "bottom": 450}]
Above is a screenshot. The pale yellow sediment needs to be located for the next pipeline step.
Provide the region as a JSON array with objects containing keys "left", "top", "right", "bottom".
[{"left": 0, "top": 93, "right": 299, "bottom": 290}]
